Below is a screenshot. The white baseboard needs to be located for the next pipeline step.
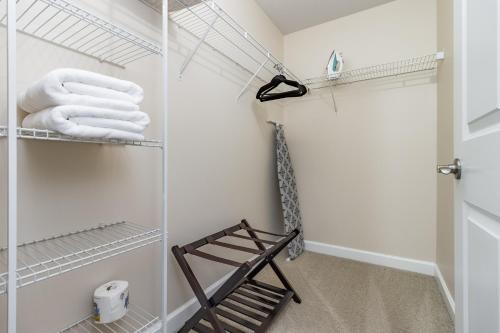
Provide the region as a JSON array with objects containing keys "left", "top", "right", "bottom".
[
  {"left": 165, "top": 270, "right": 234, "bottom": 333},
  {"left": 304, "top": 240, "right": 436, "bottom": 276},
  {"left": 434, "top": 264, "right": 456, "bottom": 318}
]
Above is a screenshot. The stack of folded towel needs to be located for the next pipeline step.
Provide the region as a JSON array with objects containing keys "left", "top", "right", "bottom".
[{"left": 18, "top": 68, "right": 150, "bottom": 141}]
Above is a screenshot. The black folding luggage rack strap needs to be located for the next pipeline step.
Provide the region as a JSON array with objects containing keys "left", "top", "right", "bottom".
[{"left": 172, "top": 219, "right": 302, "bottom": 333}]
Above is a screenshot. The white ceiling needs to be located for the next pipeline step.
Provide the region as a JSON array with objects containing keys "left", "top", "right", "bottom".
[{"left": 256, "top": 0, "right": 396, "bottom": 34}]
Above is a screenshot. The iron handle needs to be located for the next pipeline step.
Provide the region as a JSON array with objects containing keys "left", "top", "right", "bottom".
[{"left": 437, "top": 158, "right": 462, "bottom": 180}]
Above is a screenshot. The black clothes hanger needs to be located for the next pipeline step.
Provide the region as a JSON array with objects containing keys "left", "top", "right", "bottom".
[{"left": 256, "top": 75, "right": 308, "bottom": 102}]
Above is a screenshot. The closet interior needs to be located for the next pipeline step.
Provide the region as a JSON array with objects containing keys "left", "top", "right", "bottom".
[{"left": 1, "top": 0, "right": 455, "bottom": 332}]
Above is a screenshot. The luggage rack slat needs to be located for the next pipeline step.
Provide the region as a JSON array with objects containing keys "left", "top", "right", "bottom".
[
  {"left": 214, "top": 308, "right": 260, "bottom": 331},
  {"left": 209, "top": 240, "right": 263, "bottom": 255},
  {"left": 219, "top": 301, "right": 267, "bottom": 322},
  {"left": 241, "top": 227, "right": 286, "bottom": 238},
  {"left": 240, "top": 284, "right": 283, "bottom": 300},
  {"left": 226, "top": 294, "right": 273, "bottom": 315},
  {"left": 233, "top": 289, "right": 280, "bottom": 307},
  {"left": 188, "top": 249, "right": 242, "bottom": 267},
  {"left": 247, "top": 280, "right": 288, "bottom": 295},
  {"left": 227, "top": 234, "right": 278, "bottom": 245}
]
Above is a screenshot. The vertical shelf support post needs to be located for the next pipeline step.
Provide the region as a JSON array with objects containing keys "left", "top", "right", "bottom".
[
  {"left": 162, "top": 1, "right": 169, "bottom": 333},
  {"left": 7, "top": 0, "right": 17, "bottom": 332}
]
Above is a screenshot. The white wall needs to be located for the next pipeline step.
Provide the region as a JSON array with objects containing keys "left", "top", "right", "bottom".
[{"left": 282, "top": 0, "right": 438, "bottom": 262}]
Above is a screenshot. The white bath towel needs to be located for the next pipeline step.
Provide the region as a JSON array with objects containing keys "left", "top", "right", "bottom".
[
  {"left": 22, "top": 105, "right": 151, "bottom": 141},
  {"left": 18, "top": 68, "right": 144, "bottom": 113}
]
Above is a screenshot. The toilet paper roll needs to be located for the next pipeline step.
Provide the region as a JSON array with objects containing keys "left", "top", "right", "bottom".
[{"left": 94, "top": 280, "right": 129, "bottom": 324}]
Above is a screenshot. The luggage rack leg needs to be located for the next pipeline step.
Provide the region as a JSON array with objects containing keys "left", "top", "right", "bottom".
[
  {"left": 172, "top": 245, "right": 227, "bottom": 333},
  {"left": 172, "top": 220, "right": 302, "bottom": 333},
  {"left": 242, "top": 219, "right": 302, "bottom": 304}
]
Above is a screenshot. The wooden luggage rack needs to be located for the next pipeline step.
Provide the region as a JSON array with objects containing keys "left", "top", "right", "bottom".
[{"left": 172, "top": 219, "right": 302, "bottom": 333}]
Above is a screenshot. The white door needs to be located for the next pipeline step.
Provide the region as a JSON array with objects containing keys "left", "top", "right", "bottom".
[{"left": 453, "top": 0, "right": 500, "bottom": 332}]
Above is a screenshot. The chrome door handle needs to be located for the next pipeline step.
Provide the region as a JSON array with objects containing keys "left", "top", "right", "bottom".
[{"left": 437, "top": 158, "right": 462, "bottom": 179}]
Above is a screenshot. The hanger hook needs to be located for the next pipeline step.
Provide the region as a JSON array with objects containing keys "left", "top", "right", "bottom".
[{"left": 274, "top": 63, "right": 285, "bottom": 75}]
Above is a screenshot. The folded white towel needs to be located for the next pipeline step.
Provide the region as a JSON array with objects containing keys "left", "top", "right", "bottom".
[
  {"left": 18, "top": 68, "right": 144, "bottom": 113},
  {"left": 22, "top": 105, "right": 151, "bottom": 141}
]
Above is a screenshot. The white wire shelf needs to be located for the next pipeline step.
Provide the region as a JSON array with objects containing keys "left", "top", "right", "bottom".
[
  {"left": 169, "top": 0, "right": 302, "bottom": 90},
  {"left": 59, "top": 304, "right": 161, "bottom": 333},
  {"left": 0, "top": 126, "right": 163, "bottom": 148},
  {"left": 304, "top": 53, "right": 444, "bottom": 89},
  {"left": 0, "top": 0, "right": 162, "bottom": 68},
  {"left": 0, "top": 221, "right": 161, "bottom": 294}
]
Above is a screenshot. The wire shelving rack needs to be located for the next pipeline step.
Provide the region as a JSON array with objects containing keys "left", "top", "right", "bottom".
[
  {"left": 0, "top": 221, "right": 161, "bottom": 295},
  {"left": 3, "top": 0, "right": 168, "bottom": 332},
  {"left": 17, "top": 127, "right": 163, "bottom": 147},
  {"left": 0, "top": 127, "right": 163, "bottom": 148},
  {"left": 305, "top": 53, "right": 444, "bottom": 89},
  {"left": 59, "top": 304, "right": 161, "bottom": 333},
  {"left": 0, "top": 0, "right": 162, "bottom": 68},
  {"left": 169, "top": 0, "right": 303, "bottom": 98}
]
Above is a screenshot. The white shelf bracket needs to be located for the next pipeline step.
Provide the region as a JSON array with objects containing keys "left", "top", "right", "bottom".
[
  {"left": 237, "top": 57, "right": 269, "bottom": 101},
  {"left": 179, "top": 15, "right": 218, "bottom": 78},
  {"left": 328, "top": 82, "right": 338, "bottom": 113}
]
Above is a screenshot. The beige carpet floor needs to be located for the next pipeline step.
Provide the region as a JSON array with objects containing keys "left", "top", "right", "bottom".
[{"left": 256, "top": 251, "right": 455, "bottom": 333}]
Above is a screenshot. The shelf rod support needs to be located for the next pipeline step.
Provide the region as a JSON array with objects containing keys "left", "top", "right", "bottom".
[
  {"left": 179, "top": 13, "right": 218, "bottom": 78},
  {"left": 436, "top": 51, "right": 445, "bottom": 60},
  {"left": 237, "top": 57, "right": 269, "bottom": 101},
  {"left": 328, "top": 82, "right": 338, "bottom": 113}
]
